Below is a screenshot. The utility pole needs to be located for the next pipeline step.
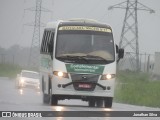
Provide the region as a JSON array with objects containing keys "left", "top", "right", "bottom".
[
  {"left": 25, "top": 0, "right": 52, "bottom": 68},
  {"left": 108, "top": 0, "right": 155, "bottom": 71},
  {"left": 147, "top": 54, "right": 150, "bottom": 73},
  {"left": 28, "top": 0, "right": 42, "bottom": 68}
]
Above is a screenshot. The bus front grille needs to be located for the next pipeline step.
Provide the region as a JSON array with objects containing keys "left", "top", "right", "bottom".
[{"left": 70, "top": 74, "right": 99, "bottom": 91}]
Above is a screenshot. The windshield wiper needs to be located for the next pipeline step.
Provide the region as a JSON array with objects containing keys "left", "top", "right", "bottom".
[
  {"left": 57, "top": 55, "right": 89, "bottom": 63},
  {"left": 57, "top": 55, "right": 113, "bottom": 64},
  {"left": 85, "top": 55, "right": 111, "bottom": 63}
]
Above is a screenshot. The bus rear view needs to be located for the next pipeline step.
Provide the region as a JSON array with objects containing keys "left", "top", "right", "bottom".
[{"left": 40, "top": 19, "right": 123, "bottom": 108}]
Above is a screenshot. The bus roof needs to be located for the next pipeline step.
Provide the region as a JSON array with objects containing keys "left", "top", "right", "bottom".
[{"left": 46, "top": 19, "right": 112, "bottom": 29}]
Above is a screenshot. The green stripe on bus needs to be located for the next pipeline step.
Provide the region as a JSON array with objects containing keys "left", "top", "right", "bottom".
[{"left": 66, "top": 64, "right": 104, "bottom": 74}]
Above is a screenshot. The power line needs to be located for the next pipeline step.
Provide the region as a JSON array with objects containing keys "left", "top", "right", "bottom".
[
  {"left": 24, "top": 0, "right": 52, "bottom": 68},
  {"left": 28, "top": 0, "right": 42, "bottom": 68},
  {"left": 108, "top": 0, "right": 155, "bottom": 71}
]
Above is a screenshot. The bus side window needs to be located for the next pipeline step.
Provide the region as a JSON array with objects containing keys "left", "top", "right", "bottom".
[
  {"left": 41, "top": 29, "right": 54, "bottom": 58},
  {"left": 48, "top": 31, "right": 54, "bottom": 59},
  {"left": 45, "top": 31, "right": 52, "bottom": 53},
  {"left": 41, "top": 30, "right": 47, "bottom": 53}
]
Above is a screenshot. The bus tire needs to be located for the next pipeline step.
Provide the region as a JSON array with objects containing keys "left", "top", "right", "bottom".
[
  {"left": 96, "top": 99, "right": 104, "bottom": 108},
  {"left": 49, "top": 88, "right": 58, "bottom": 106},
  {"left": 43, "top": 93, "right": 50, "bottom": 104},
  {"left": 42, "top": 76, "right": 44, "bottom": 93},
  {"left": 88, "top": 99, "right": 95, "bottom": 107},
  {"left": 104, "top": 97, "right": 113, "bottom": 108},
  {"left": 50, "top": 95, "right": 58, "bottom": 106}
]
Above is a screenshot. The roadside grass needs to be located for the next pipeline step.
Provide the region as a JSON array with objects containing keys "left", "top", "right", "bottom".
[
  {"left": 0, "top": 64, "right": 22, "bottom": 78},
  {"left": 114, "top": 71, "right": 160, "bottom": 108}
]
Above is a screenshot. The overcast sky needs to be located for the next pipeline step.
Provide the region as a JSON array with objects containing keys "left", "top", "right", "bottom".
[{"left": 0, "top": 0, "right": 160, "bottom": 54}]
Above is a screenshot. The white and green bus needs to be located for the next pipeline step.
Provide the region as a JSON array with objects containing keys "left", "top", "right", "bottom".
[{"left": 40, "top": 19, "right": 124, "bottom": 108}]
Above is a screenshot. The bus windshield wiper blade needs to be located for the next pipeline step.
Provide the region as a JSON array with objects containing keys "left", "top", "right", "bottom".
[
  {"left": 85, "top": 55, "right": 110, "bottom": 63},
  {"left": 57, "top": 55, "right": 112, "bottom": 63},
  {"left": 57, "top": 55, "right": 89, "bottom": 63},
  {"left": 57, "top": 55, "right": 84, "bottom": 59}
]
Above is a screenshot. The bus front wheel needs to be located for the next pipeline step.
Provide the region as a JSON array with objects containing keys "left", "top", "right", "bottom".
[
  {"left": 43, "top": 93, "right": 50, "bottom": 104},
  {"left": 96, "top": 99, "right": 103, "bottom": 107},
  {"left": 49, "top": 89, "right": 58, "bottom": 106},
  {"left": 88, "top": 99, "right": 95, "bottom": 107},
  {"left": 104, "top": 97, "right": 113, "bottom": 108}
]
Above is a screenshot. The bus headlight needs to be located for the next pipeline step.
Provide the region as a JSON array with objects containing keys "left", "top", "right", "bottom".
[
  {"left": 53, "top": 71, "right": 69, "bottom": 78},
  {"left": 58, "top": 72, "right": 63, "bottom": 77},
  {"left": 100, "top": 74, "right": 115, "bottom": 80}
]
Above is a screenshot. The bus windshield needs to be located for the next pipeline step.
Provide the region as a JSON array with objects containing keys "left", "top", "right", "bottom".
[{"left": 56, "top": 30, "right": 115, "bottom": 64}]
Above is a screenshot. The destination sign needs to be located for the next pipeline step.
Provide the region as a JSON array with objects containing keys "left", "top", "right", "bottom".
[{"left": 59, "top": 26, "right": 112, "bottom": 33}]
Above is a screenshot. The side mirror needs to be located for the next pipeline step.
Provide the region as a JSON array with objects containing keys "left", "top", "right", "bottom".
[
  {"left": 116, "top": 45, "right": 119, "bottom": 54},
  {"left": 117, "top": 48, "right": 124, "bottom": 63},
  {"left": 118, "top": 48, "right": 124, "bottom": 59}
]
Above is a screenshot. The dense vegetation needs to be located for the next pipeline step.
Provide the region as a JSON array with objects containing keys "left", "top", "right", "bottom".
[
  {"left": 0, "top": 64, "right": 22, "bottom": 78},
  {"left": 115, "top": 71, "right": 160, "bottom": 108}
]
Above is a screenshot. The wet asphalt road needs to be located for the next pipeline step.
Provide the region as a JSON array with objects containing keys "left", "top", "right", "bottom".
[{"left": 0, "top": 77, "right": 160, "bottom": 120}]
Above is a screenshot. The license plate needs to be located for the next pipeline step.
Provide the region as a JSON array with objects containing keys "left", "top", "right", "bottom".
[{"left": 78, "top": 84, "right": 91, "bottom": 88}]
